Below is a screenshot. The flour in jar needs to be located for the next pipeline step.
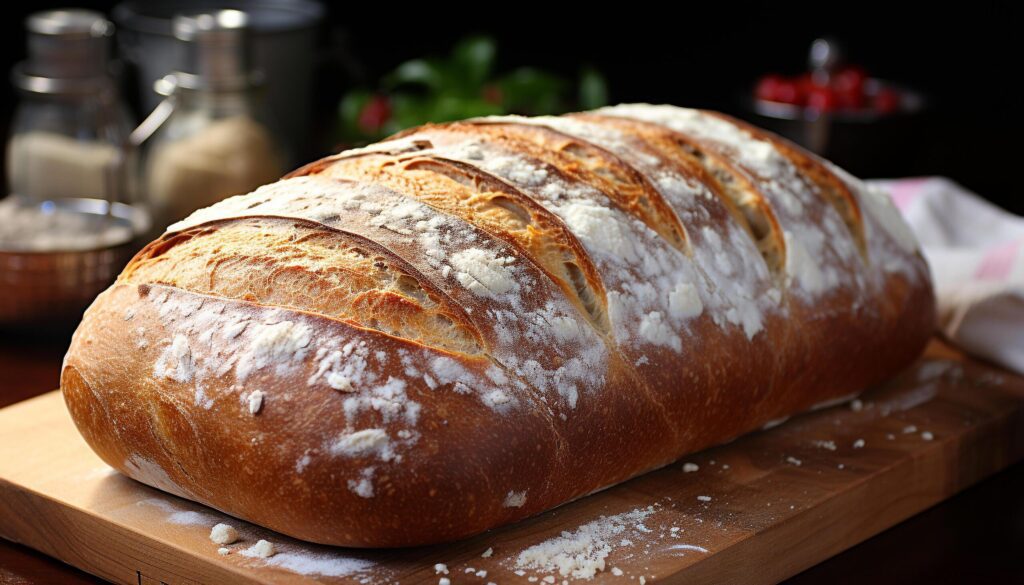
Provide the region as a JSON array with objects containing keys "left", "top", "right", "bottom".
[{"left": 145, "top": 116, "right": 282, "bottom": 225}]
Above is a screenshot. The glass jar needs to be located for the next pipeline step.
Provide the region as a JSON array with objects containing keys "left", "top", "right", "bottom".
[
  {"left": 6, "top": 10, "right": 135, "bottom": 207},
  {"left": 141, "top": 74, "right": 283, "bottom": 227},
  {"left": 137, "top": 10, "right": 284, "bottom": 228}
]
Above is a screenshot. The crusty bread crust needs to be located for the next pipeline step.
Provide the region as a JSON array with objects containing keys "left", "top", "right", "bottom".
[{"left": 61, "top": 105, "right": 934, "bottom": 547}]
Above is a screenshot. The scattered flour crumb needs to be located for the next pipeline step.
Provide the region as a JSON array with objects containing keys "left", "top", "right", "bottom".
[
  {"left": 435, "top": 563, "right": 449, "bottom": 574},
  {"left": 514, "top": 507, "right": 653, "bottom": 579},
  {"left": 440, "top": 578, "right": 451, "bottom": 585},
  {"left": 209, "top": 523, "right": 238, "bottom": 545},
  {"left": 347, "top": 468, "right": 375, "bottom": 498},
  {"left": 640, "top": 577, "right": 647, "bottom": 585},
  {"left": 697, "top": 495, "right": 712, "bottom": 502},
  {"left": 812, "top": 440, "right": 837, "bottom": 451},
  {"left": 850, "top": 399, "right": 864, "bottom": 412},
  {"left": 543, "top": 576, "right": 556, "bottom": 583},
  {"left": 218, "top": 547, "right": 230, "bottom": 556},
  {"left": 246, "top": 539, "right": 276, "bottom": 558},
  {"left": 611, "top": 567, "right": 624, "bottom": 576},
  {"left": 682, "top": 462, "right": 699, "bottom": 473},
  {"left": 482, "top": 547, "right": 493, "bottom": 558},
  {"left": 921, "top": 431, "right": 934, "bottom": 441},
  {"left": 785, "top": 456, "right": 802, "bottom": 466},
  {"left": 903, "top": 425, "right": 918, "bottom": 434},
  {"left": 477, "top": 570, "right": 489, "bottom": 578},
  {"left": 853, "top": 439, "right": 865, "bottom": 449},
  {"left": 247, "top": 390, "right": 264, "bottom": 415},
  {"left": 331, "top": 429, "right": 390, "bottom": 458},
  {"left": 330, "top": 374, "right": 353, "bottom": 392},
  {"left": 504, "top": 490, "right": 527, "bottom": 508},
  {"left": 886, "top": 433, "right": 896, "bottom": 441}
]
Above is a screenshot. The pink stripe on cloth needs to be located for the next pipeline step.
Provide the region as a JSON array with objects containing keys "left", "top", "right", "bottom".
[
  {"left": 887, "top": 177, "right": 931, "bottom": 212},
  {"left": 975, "top": 239, "right": 1022, "bottom": 281}
]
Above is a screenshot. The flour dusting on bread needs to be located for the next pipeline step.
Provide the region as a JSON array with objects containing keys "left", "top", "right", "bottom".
[
  {"left": 154, "top": 334, "right": 194, "bottom": 383},
  {"left": 451, "top": 248, "right": 518, "bottom": 297},
  {"left": 330, "top": 428, "right": 392, "bottom": 460},
  {"left": 235, "top": 320, "right": 312, "bottom": 381}
]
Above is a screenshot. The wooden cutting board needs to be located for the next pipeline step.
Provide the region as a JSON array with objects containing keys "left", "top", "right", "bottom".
[{"left": 1, "top": 346, "right": 1023, "bottom": 585}]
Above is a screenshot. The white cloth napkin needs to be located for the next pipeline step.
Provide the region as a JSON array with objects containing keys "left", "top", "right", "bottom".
[{"left": 868, "top": 177, "right": 1024, "bottom": 373}]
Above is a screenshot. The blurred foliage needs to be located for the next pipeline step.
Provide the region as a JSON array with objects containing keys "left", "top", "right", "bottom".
[{"left": 337, "top": 36, "right": 608, "bottom": 146}]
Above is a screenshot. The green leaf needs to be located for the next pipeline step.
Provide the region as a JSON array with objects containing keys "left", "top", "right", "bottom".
[
  {"left": 431, "top": 96, "right": 505, "bottom": 122},
  {"left": 390, "top": 93, "right": 504, "bottom": 129},
  {"left": 578, "top": 66, "right": 609, "bottom": 110},
  {"left": 498, "top": 67, "right": 567, "bottom": 114},
  {"left": 385, "top": 58, "right": 445, "bottom": 91},
  {"left": 452, "top": 36, "right": 497, "bottom": 87},
  {"left": 338, "top": 36, "right": 612, "bottom": 142},
  {"left": 390, "top": 93, "right": 435, "bottom": 129}
]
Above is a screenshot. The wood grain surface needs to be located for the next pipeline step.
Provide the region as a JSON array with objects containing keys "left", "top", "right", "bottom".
[{"left": 1, "top": 346, "right": 1022, "bottom": 584}]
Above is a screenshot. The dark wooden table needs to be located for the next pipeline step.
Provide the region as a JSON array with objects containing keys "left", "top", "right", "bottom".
[{"left": 1, "top": 330, "right": 1021, "bottom": 585}]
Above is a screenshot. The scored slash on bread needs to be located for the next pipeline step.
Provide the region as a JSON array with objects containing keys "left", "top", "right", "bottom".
[{"left": 61, "top": 104, "right": 934, "bottom": 547}]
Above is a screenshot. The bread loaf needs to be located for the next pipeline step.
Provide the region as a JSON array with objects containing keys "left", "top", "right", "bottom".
[{"left": 61, "top": 104, "right": 934, "bottom": 547}]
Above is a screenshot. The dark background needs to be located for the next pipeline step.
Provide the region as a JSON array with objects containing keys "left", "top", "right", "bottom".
[
  {"left": 1, "top": 4, "right": 1023, "bottom": 582},
  {"left": 2, "top": 1, "right": 1022, "bottom": 211}
]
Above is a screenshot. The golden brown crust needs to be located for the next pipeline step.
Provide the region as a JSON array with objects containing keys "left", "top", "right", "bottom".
[
  {"left": 313, "top": 151, "right": 612, "bottom": 331},
  {"left": 61, "top": 105, "right": 935, "bottom": 547},
  {"left": 572, "top": 113, "right": 788, "bottom": 276},
  {"left": 122, "top": 217, "right": 485, "bottom": 355},
  {"left": 389, "top": 121, "right": 692, "bottom": 253}
]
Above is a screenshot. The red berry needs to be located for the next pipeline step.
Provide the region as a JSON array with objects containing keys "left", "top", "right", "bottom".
[
  {"left": 874, "top": 88, "right": 902, "bottom": 114},
  {"left": 775, "top": 79, "right": 804, "bottom": 105},
  {"left": 482, "top": 84, "right": 503, "bottom": 105},
  {"left": 836, "top": 87, "right": 866, "bottom": 109},
  {"left": 358, "top": 95, "right": 392, "bottom": 134},
  {"left": 797, "top": 72, "right": 817, "bottom": 95},
  {"left": 755, "top": 75, "right": 803, "bottom": 105},
  {"left": 833, "top": 66, "right": 868, "bottom": 109},
  {"left": 807, "top": 84, "right": 838, "bottom": 112},
  {"left": 755, "top": 74, "right": 784, "bottom": 101},
  {"left": 833, "top": 66, "right": 867, "bottom": 95}
]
